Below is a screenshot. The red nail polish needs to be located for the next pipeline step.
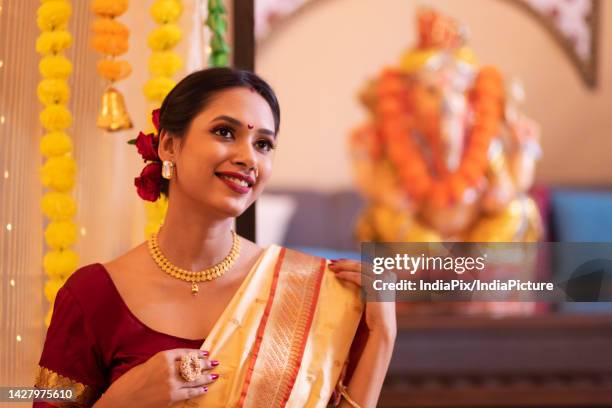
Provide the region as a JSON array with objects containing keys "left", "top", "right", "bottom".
[
  {"left": 210, "top": 373, "right": 219, "bottom": 380},
  {"left": 211, "top": 360, "right": 220, "bottom": 367},
  {"left": 200, "top": 350, "right": 209, "bottom": 356},
  {"left": 202, "top": 386, "right": 208, "bottom": 392}
]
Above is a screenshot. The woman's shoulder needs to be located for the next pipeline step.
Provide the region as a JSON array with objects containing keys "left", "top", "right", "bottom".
[
  {"left": 61, "top": 243, "right": 148, "bottom": 310},
  {"left": 83, "top": 241, "right": 148, "bottom": 284},
  {"left": 63, "top": 263, "right": 110, "bottom": 293},
  {"left": 59, "top": 263, "right": 120, "bottom": 314}
]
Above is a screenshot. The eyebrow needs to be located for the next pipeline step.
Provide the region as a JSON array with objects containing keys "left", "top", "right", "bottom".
[{"left": 211, "top": 115, "right": 276, "bottom": 138}]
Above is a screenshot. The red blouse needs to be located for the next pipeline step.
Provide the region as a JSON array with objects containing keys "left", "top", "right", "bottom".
[{"left": 34, "top": 263, "right": 204, "bottom": 407}]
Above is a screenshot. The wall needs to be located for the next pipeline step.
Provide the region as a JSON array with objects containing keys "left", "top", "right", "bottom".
[{"left": 256, "top": 0, "right": 612, "bottom": 191}]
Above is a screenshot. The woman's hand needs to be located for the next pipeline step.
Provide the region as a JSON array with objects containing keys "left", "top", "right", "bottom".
[
  {"left": 94, "top": 349, "right": 219, "bottom": 408},
  {"left": 329, "top": 259, "right": 397, "bottom": 340}
]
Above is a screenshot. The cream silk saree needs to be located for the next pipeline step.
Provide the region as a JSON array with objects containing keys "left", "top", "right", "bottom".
[{"left": 173, "top": 245, "right": 364, "bottom": 408}]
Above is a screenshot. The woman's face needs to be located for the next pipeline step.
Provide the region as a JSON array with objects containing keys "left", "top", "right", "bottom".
[{"left": 160, "top": 87, "right": 277, "bottom": 218}]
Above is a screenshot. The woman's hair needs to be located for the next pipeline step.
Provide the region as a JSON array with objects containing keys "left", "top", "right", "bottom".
[{"left": 157, "top": 67, "right": 281, "bottom": 196}]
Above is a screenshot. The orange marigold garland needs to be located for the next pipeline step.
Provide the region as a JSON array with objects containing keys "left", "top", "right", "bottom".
[
  {"left": 376, "top": 66, "right": 505, "bottom": 208},
  {"left": 91, "top": 0, "right": 132, "bottom": 131}
]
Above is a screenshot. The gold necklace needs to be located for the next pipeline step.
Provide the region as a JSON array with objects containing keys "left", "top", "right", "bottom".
[{"left": 148, "top": 230, "right": 240, "bottom": 295}]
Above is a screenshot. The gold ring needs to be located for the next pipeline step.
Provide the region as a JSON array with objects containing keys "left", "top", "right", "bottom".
[{"left": 179, "top": 353, "right": 203, "bottom": 382}]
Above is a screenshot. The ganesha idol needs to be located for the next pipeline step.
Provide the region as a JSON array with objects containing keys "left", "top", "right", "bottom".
[{"left": 350, "top": 9, "right": 543, "bottom": 244}]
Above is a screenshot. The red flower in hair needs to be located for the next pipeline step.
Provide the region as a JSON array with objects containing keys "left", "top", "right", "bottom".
[
  {"left": 134, "top": 162, "right": 162, "bottom": 202},
  {"left": 130, "top": 108, "right": 164, "bottom": 202},
  {"left": 135, "top": 131, "right": 159, "bottom": 161},
  {"left": 152, "top": 108, "right": 161, "bottom": 132}
]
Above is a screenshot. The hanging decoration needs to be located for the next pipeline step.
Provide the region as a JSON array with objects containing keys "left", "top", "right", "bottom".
[
  {"left": 36, "top": 0, "right": 79, "bottom": 327},
  {"left": 90, "top": 0, "right": 133, "bottom": 131},
  {"left": 206, "top": 0, "right": 230, "bottom": 67},
  {"left": 508, "top": 0, "right": 600, "bottom": 87},
  {"left": 141, "top": 0, "right": 183, "bottom": 237}
]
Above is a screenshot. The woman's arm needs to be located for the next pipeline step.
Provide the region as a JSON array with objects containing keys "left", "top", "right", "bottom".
[
  {"left": 329, "top": 259, "right": 397, "bottom": 408},
  {"left": 92, "top": 349, "right": 217, "bottom": 408},
  {"left": 340, "top": 330, "right": 395, "bottom": 408}
]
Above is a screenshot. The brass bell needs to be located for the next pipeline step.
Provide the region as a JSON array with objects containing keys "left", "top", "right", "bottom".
[{"left": 96, "top": 86, "right": 133, "bottom": 132}]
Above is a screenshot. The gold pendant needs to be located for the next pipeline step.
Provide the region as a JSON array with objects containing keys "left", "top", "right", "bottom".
[{"left": 191, "top": 282, "right": 199, "bottom": 295}]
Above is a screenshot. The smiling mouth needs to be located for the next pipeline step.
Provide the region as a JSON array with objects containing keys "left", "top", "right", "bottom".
[
  {"left": 215, "top": 172, "right": 254, "bottom": 194},
  {"left": 217, "top": 173, "right": 252, "bottom": 187}
]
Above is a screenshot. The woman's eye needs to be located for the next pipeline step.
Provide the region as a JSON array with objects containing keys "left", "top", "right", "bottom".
[
  {"left": 213, "top": 126, "right": 234, "bottom": 139},
  {"left": 255, "top": 139, "right": 275, "bottom": 152}
]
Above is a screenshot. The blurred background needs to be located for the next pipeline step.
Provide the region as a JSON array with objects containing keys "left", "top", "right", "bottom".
[{"left": 1, "top": 0, "right": 611, "bottom": 406}]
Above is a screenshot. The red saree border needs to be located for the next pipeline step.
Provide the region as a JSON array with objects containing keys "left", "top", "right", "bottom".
[
  {"left": 237, "top": 247, "right": 285, "bottom": 406},
  {"left": 279, "top": 254, "right": 326, "bottom": 406},
  {"left": 237, "top": 248, "right": 327, "bottom": 407}
]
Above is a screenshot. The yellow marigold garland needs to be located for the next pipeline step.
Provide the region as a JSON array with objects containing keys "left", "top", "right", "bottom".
[
  {"left": 40, "top": 104, "right": 73, "bottom": 130},
  {"left": 37, "top": 1, "right": 71, "bottom": 30},
  {"left": 37, "top": 79, "right": 70, "bottom": 105},
  {"left": 42, "top": 192, "right": 77, "bottom": 221},
  {"left": 142, "top": 0, "right": 183, "bottom": 237},
  {"left": 40, "top": 131, "right": 73, "bottom": 158},
  {"left": 43, "top": 250, "right": 79, "bottom": 280},
  {"left": 148, "top": 51, "right": 182, "bottom": 77},
  {"left": 39, "top": 55, "right": 72, "bottom": 79},
  {"left": 36, "top": 0, "right": 78, "bottom": 327},
  {"left": 36, "top": 30, "right": 72, "bottom": 54},
  {"left": 142, "top": 76, "right": 176, "bottom": 101},
  {"left": 41, "top": 156, "right": 77, "bottom": 192}
]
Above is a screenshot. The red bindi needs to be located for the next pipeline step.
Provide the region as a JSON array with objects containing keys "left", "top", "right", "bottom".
[{"left": 247, "top": 123, "right": 254, "bottom": 129}]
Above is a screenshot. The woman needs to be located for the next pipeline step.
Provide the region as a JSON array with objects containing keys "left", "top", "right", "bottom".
[{"left": 34, "top": 68, "right": 396, "bottom": 407}]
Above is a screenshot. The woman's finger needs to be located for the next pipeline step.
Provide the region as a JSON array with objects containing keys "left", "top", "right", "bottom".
[
  {"left": 170, "top": 348, "right": 209, "bottom": 361},
  {"left": 172, "top": 352, "right": 220, "bottom": 384},
  {"left": 171, "top": 385, "right": 209, "bottom": 402},
  {"left": 332, "top": 261, "right": 398, "bottom": 281},
  {"left": 335, "top": 268, "right": 383, "bottom": 289},
  {"left": 334, "top": 271, "right": 361, "bottom": 286},
  {"left": 328, "top": 259, "right": 362, "bottom": 273},
  {"left": 179, "top": 371, "right": 220, "bottom": 389},
  {"left": 335, "top": 270, "right": 381, "bottom": 289},
  {"left": 171, "top": 349, "right": 218, "bottom": 369},
  {"left": 174, "top": 356, "right": 219, "bottom": 371}
]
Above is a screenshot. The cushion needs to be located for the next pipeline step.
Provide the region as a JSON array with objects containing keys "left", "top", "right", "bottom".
[
  {"left": 551, "top": 189, "right": 612, "bottom": 242},
  {"left": 550, "top": 189, "right": 612, "bottom": 313}
]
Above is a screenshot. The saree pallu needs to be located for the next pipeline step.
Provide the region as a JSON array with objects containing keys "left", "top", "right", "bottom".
[{"left": 173, "top": 246, "right": 363, "bottom": 408}]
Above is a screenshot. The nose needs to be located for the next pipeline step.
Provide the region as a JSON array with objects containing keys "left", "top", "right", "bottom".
[{"left": 231, "top": 138, "right": 257, "bottom": 171}]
